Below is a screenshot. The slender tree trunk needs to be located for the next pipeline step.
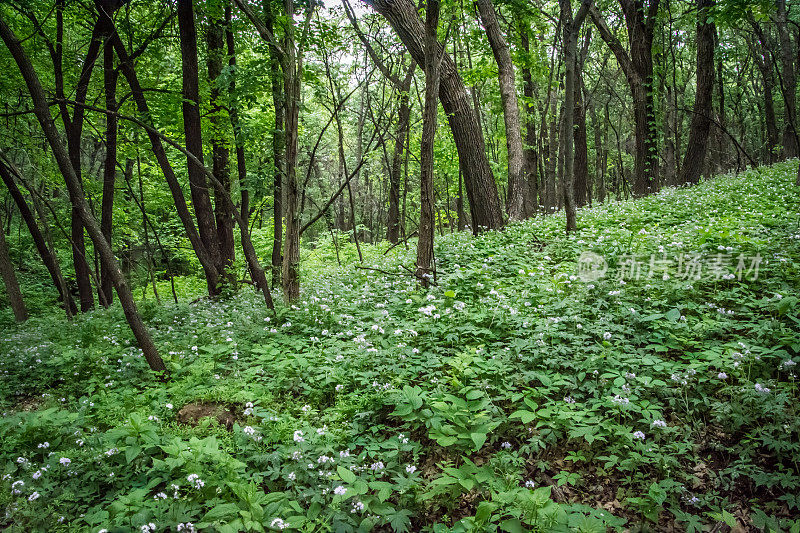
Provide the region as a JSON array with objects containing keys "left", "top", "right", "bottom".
[
  {"left": 678, "top": 0, "right": 715, "bottom": 185},
  {"left": 110, "top": 32, "right": 221, "bottom": 289},
  {"left": 100, "top": 40, "right": 117, "bottom": 307},
  {"left": 0, "top": 214, "right": 27, "bottom": 322},
  {"left": 663, "top": 84, "right": 677, "bottom": 185},
  {"left": 265, "top": 0, "right": 285, "bottom": 288},
  {"left": 776, "top": 0, "right": 798, "bottom": 158},
  {"left": 178, "top": 0, "right": 222, "bottom": 295},
  {"left": 560, "top": 0, "right": 589, "bottom": 232},
  {"left": 0, "top": 16, "right": 166, "bottom": 373},
  {"left": 363, "top": 0, "right": 504, "bottom": 232},
  {"left": 520, "top": 25, "right": 539, "bottom": 214},
  {"left": 207, "top": 4, "right": 235, "bottom": 271},
  {"left": 0, "top": 160, "right": 75, "bottom": 317},
  {"left": 590, "top": 0, "right": 660, "bottom": 197},
  {"left": 476, "top": 0, "right": 526, "bottom": 220},
  {"left": 417, "top": 0, "right": 440, "bottom": 286},
  {"left": 281, "top": 0, "right": 301, "bottom": 301},
  {"left": 387, "top": 62, "right": 415, "bottom": 243}
]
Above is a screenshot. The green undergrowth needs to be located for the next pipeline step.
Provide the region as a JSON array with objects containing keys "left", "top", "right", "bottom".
[{"left": 1, "top": 161, "right": 799, "bottom": 532}]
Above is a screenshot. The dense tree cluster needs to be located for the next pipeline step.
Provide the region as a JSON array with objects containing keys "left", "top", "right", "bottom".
[{"left": 0, "top": 0, "right": 798, "bottom": 368}]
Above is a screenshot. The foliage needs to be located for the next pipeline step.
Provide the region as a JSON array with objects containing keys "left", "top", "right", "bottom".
[{"left": 1, "top": 163, "right": 800, "bottom": 531}]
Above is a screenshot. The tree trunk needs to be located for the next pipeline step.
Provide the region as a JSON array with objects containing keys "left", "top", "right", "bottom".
[
  {"left": 476, "top": 0, "right": 526, "bottom": 220},
  {"left": 776, "top": 0, "right": 798, "bottom": 158},
  {"left": 590, "top": 0, "right": 660, "bottom": 197},
  {"left": 560, "top": 0, "right": 589, "bottom": 233},
  {"left": 363, "top": 0, "right": 504, "bottom": 232},
  {"left": 100, "top": 39, "right": 117, "bottom": 307},
  {"left": 281, "top": 0, "right": 301, "bottom": 301},
  {"left": 207, "top": 4, "right": 236, "bottom": 271},
  {"left": 519, "top": 25, "right": 539, "bottom": 214},
  {"left": 266, "top": 0, "right": 285, "bottom": 288},
  {"left": 387, "top": 62, "right": 415, "bottom": 243},
  {"left": 110, "top": 32, "right": 221, "bottom": 289},
  {"left": 416, "top": 0, "right": 439, "bottom": 286},
  {"left": 0, "top": 160, "right": 75, "bottom": 317},
  {"left": 178, "top": 0, "right": 222, "bottom": 295},
  {"left": 0, "top": 214, "right": 27, "bottom": 322},
  {"left": 678, "top": 0, "right": 715, "bottom": 185},
  {"left": 0, "top": 16, "right": 166, "bottom": 373}
]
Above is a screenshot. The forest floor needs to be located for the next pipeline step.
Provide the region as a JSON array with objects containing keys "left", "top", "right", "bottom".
[{"left": 1, "top": 161, "right": 800, "bottom": 532}]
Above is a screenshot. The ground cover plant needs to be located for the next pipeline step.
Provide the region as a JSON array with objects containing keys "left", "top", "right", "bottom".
[{"left": 1, "top": 162, "right": 799, "bottom": 532}]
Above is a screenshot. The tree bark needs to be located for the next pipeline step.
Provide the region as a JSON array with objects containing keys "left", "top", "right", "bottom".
[
  {"left": 560, "top": 0, "right": 589, "bottom": 233},
  {"left": 417, "top": 0, "right": 440, "bottom": 286},
  {"left": 0, "top": 214, "right": 27, "bottom": 322},
  {"left": 476, "top": 0, "right": 526, "bottom": 220},
  {"left": 678, "top": 0, "right": 715, "bottom": 185},
  {"left": 100, "top": 39, "right": 118, "bottom": 306},
  {"left": 362, "top": 0, "right": 504, "bottom": 232},
  {"left": 387, "top": 62, "right": 415, "bottom": 243},
  {"left": 207, "top": 3, "right": 236, "bottom": 271},
  {"left": 281, "top": 0, "right": 301, "bottom": 301},
  {"left": 589, "top": 0, "right": 660, "bottom": 197},
  {"left": 0, "top": 160, "right": 75, "bottom": 317},
  {"left": 178, "top": 0, "right": 222, "bottom": 294},
  {"left": 0, "top": 16, "right": 166, "bottom": 373},
  {"left": 775, "top": 0, "right": 798, "bottom": 158},
  {"left": 519, "top": 25, "right": 539, "bottom": 214}
]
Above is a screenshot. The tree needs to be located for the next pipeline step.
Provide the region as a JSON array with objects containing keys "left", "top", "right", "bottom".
[
  {"left": 0, "top": 213, "right": 28, "bottom": 322},
  {"left": 362, "top": 0, "right": 505, "bottom": 232},
  {"left": 0, "top": 16, "right": 167, "bottom": 373},
  {"left": 678, "top": 0, "right": 716, "bottom": 185},
  {"left": 0, "top": 159, "right": 76, "bottom": 318},
  {"left": 417, "top": 0, "right": 441, "bottom": 286},
  {"left": 178, "top": 0, "right": 224, "bottom": 294},
  {"left": 476, "top": 0, "right": 527, "bottom": 220},
  {"left": 560, "top": 0, "right": 590, "bottom": 232},
  {"left": 589, "top": 0, "right": 661, "bottom": 197}
]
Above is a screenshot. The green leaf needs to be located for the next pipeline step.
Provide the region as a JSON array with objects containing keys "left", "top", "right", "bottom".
[
  {"left": 509, "top": 410, "right": 537, "bottom": 423},
  {"left": 470, "top": 432, "right": 487, "bottom": 450},
  {"left": 337, "top": 465, "right": 357, "bottom": 484},
  {"left": 125, "top": 444, "right": 141, "bottom": 464},
  {"left": 500, "top": 518, "right": 525, "bottom": 533}
]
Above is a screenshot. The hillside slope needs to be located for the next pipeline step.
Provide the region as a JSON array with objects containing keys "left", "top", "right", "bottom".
[{"left": 1, "top": 162, "right": 799, "bottom": 531}]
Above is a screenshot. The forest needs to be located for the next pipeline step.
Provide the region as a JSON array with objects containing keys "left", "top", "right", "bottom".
[{"left": 0, "top": 0, "right": 799, "bottom": 530}]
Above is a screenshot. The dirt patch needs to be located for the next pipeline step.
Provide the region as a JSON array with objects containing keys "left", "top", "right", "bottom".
[
  {"left": 12, "top": 395, "right": 44, "bottom": 412},
  {"left": 176, "top": 402, "right": 237, "bottom": 430}
]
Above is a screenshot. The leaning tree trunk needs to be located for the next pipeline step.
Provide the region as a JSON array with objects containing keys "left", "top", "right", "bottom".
[
  {"left": 363, "top": 0, "right": 504, "bottom": 232},
  {"left": 416, "top": 0, "right": 440, "bottom": 286},
  {"left": 110, "top": 32, "right": 221, "bottom": 290},
  {"left": 0, "top": 16, "right": 166, "bottom": 373},
  {"left": 0, "top": 160, "right": 76, "bottom": 317},
  {"left": 178, "top": 0, "right": 222, "bottom": 295},
  {"left": 0, "top": 214, "right": 28, "bottom": 322},
  {"left": 476, "top": 0, "right": 526, "bottom": 220},
  {"left": 678, "top": 0, "right": 715, "bottom": 185}
]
